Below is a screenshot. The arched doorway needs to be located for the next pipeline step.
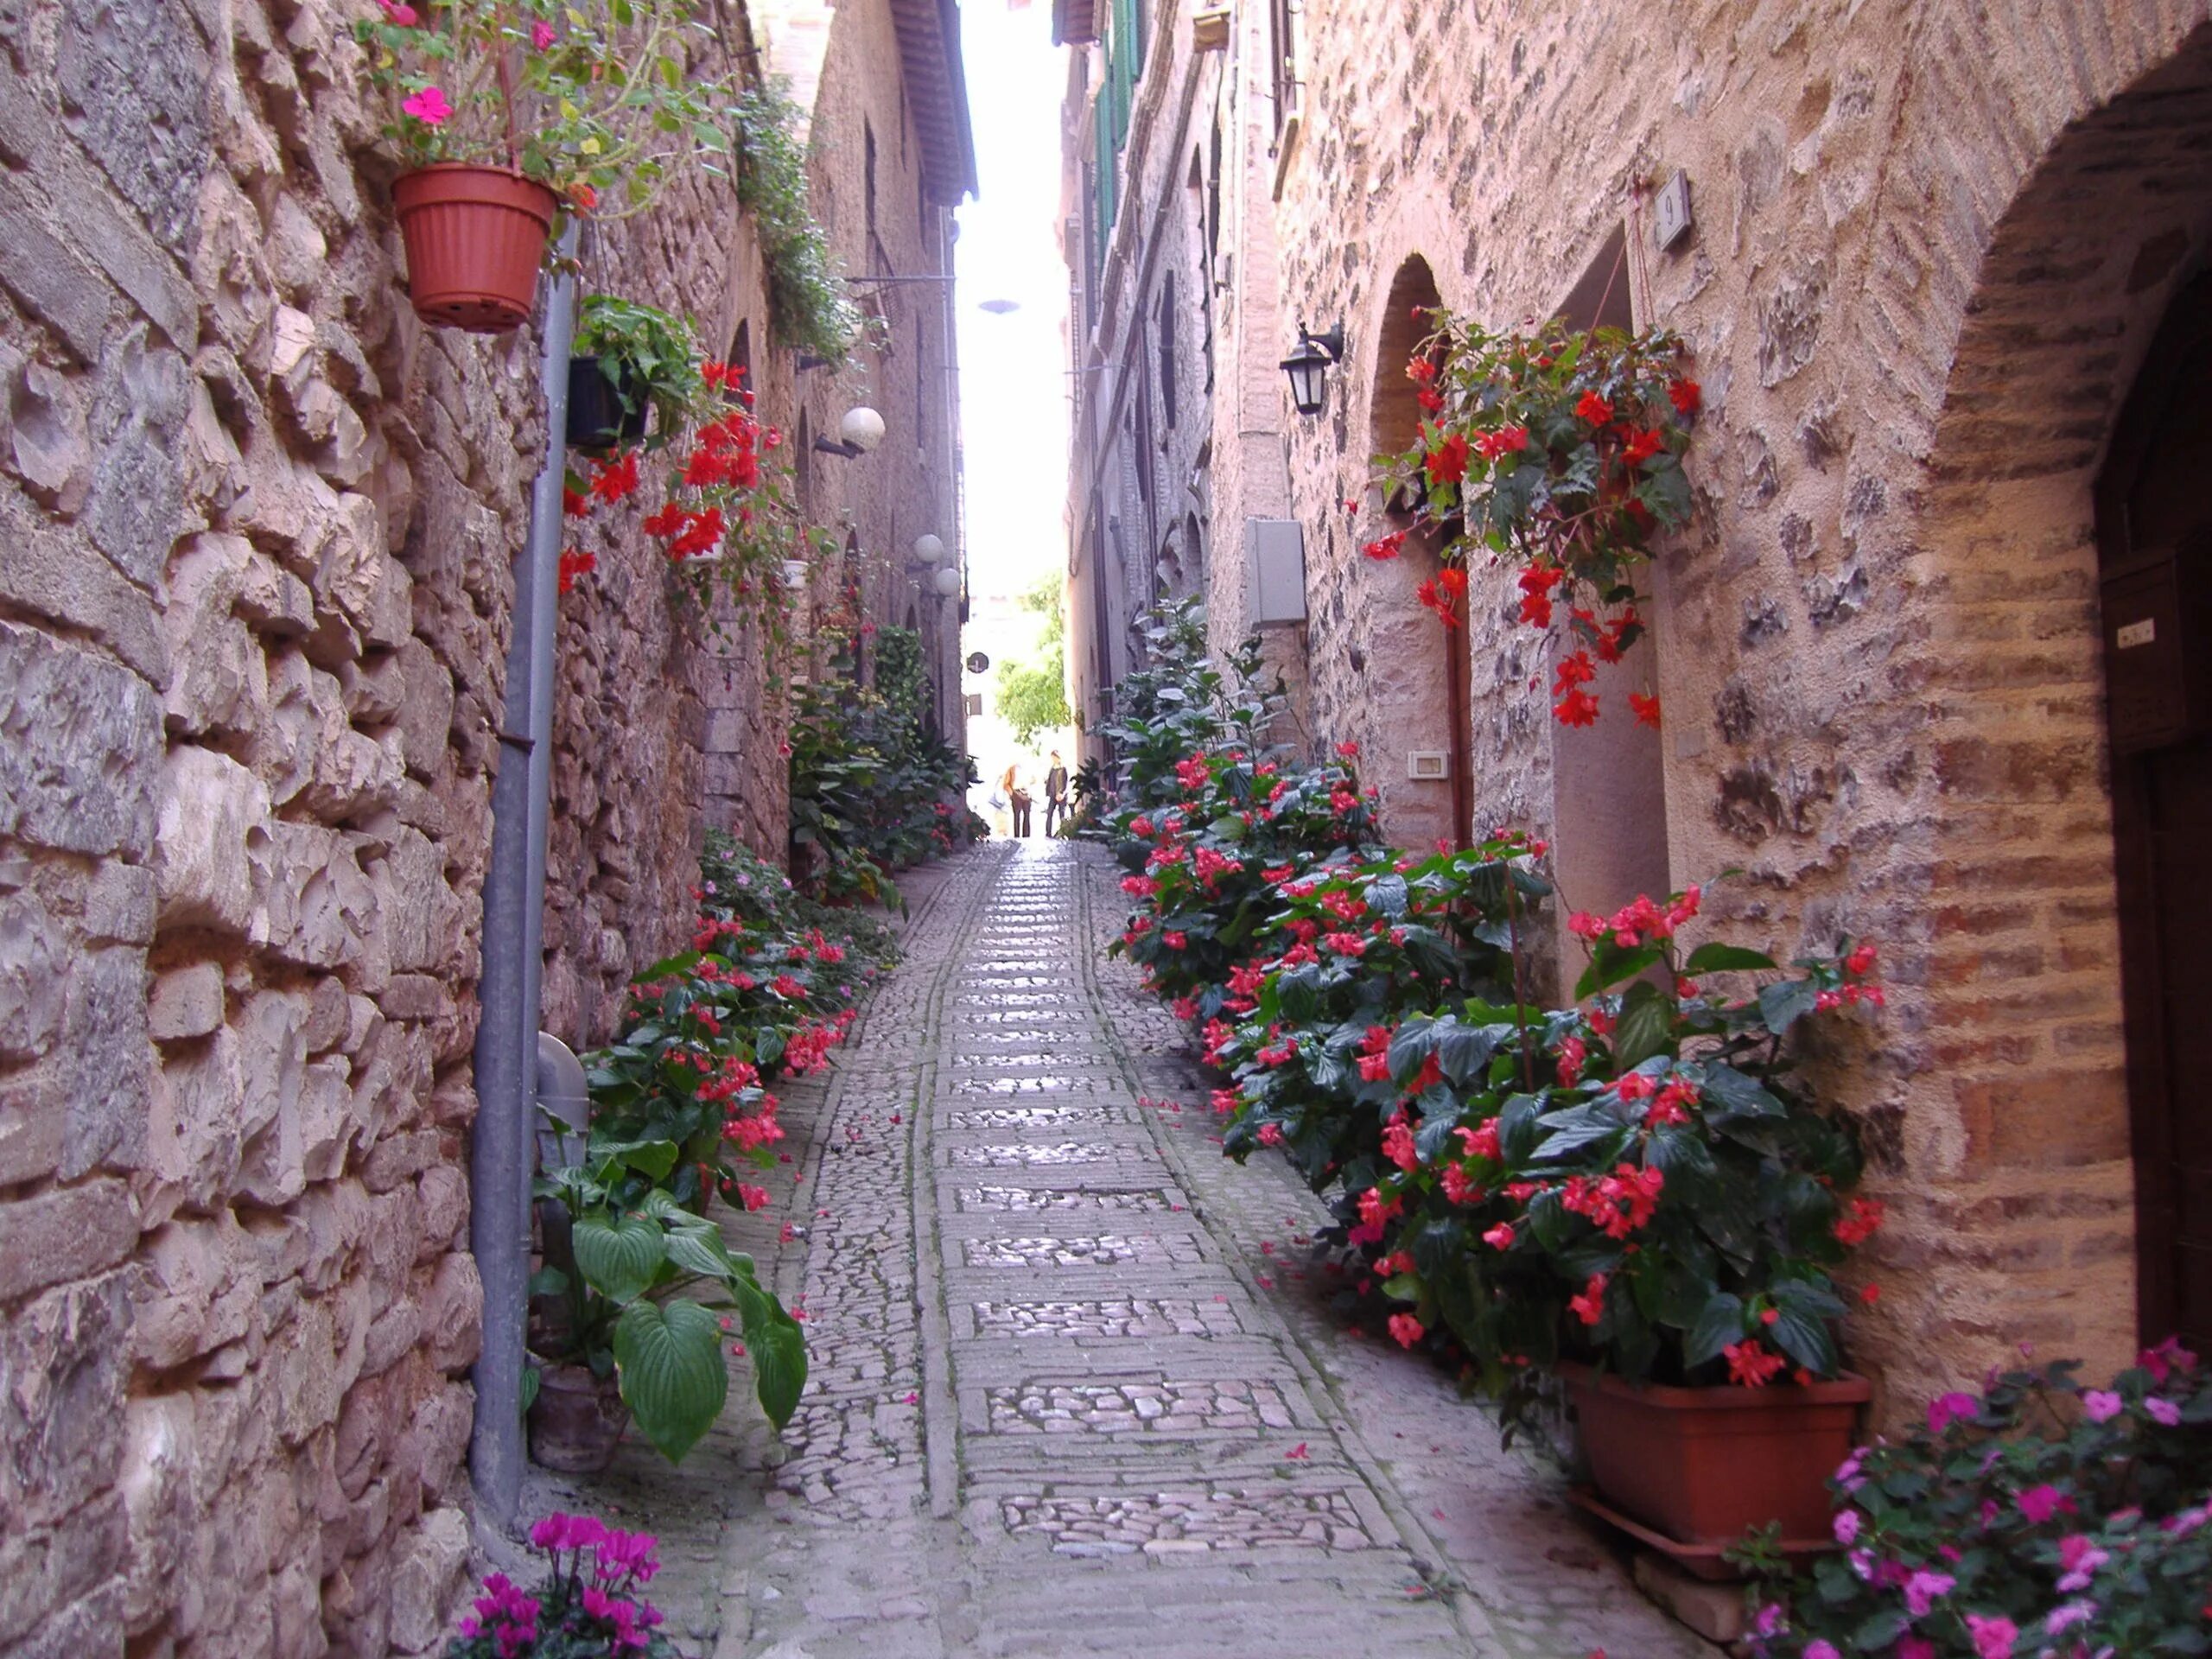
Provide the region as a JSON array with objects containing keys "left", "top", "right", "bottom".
[
  {"left": 2098, "top": 277, "right": 2212, "bottom": 1351},
  {"left": 1911, "top": 18, "right": 2212, "bottom": 1381},
  {"left": 1362, "top": 255, "right": 1474, "bottom": 849}
]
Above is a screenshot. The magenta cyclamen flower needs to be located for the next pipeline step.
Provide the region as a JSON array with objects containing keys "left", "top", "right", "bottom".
[
  {"left": 401, "top": 85, "right": 452, "bottom": 126},
  {"left": 2082, "top": 1389, "right": 2123, "bottom": 1423}
]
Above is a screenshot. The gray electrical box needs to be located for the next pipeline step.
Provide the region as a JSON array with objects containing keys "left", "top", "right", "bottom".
[{"left": 1246, "top": 518, "right": 1306, "bottom": 626}]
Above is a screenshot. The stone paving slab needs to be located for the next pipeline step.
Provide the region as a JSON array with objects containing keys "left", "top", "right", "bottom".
[{"left": 550, "top": 842, "right": 1714, "bottom": 1658}]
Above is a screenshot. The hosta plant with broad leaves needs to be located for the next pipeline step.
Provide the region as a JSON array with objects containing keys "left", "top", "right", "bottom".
[
  {"left": 1742, "top": 1346, "right": 2212, "bottom": 1659},
  {"left": 1373, "top": 312, "right": 1700, "bottom": 728},
  {"left": 531, "top": 1143, "right": 804, "bottom": 1463}
]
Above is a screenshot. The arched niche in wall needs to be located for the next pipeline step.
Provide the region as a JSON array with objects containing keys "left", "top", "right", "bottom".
[
  {"left": 728, "top": 318, "right": 753, "bottom": 390},
  {"left": 1544, "top": 223, "right": 1670, "bottom": 964},
  {"left": 1360, "top": 254, "right": 1474, "bottom": 850}
]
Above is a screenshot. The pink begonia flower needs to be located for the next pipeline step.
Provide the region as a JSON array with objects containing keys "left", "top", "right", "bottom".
[
  {"left": 402, "top": 85, "right": 452, "bottom": 125},
  {"left": 1965, "top": 1613, "right": 2018, "bottom": 1659},
  {"left": 1832, "top": 1508, "right": 1860, "bottom": 1545},
  {"left": 1902, "top": 1568, "right": 1955, "bottom": 1618},
  {"left": 2144, "top": 1395, "right": 2182, "bottom": 1426},
  {"left": 2056, "top": 1533, "right": 2109, "bottom": 1592},
  {"left": 2017, "top": 1484, "right": 2063, "bottom": 1524},
  {"left": 2082, "top": 1389, "right": 2123, "bottom": 1422},
  {"left": 1897, "top": 1638, "right": 1938, "bottom": 1659},
  {"left": 1927, "top": 1390, "right": 1979, "bottom": 1434},
  {"left": 378, "top": 0, "right": 419, "bottom": 23},
  {"left": 1752, "top": 1603, "right": 1787, "bottom": 1638},
  {"left": 531, "top": 21, "right": 557, "bottom": 48},
  {"left": 1802, "top": 1643, "right": 1840, "bottom": 1659}
]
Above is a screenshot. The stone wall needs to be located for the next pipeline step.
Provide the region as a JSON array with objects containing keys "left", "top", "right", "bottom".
[
  {"left": 0, "top": 0, "right": 950, "bottom": 1653},
  {"left": 1070, "top": 0, "right": 2212, "bottom": 1417}
]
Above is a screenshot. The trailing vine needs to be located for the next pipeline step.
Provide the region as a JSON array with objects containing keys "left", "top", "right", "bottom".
[{"left": 729, "top": 80, "right": 864, "bottom": 364}]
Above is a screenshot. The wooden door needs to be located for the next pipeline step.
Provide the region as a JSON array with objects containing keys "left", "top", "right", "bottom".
[{"left": 2099, "top": 275, "right": 2212, "bottom": 1351}]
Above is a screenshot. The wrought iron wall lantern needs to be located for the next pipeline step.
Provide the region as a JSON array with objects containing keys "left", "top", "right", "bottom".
[{"left": 1279, "top": 321, "right": 1345, "bottom": 416}]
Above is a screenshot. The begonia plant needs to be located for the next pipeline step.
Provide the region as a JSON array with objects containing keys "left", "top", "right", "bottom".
[{"left": 1374, "top": 312, "right": 1700, "bottom": 728}]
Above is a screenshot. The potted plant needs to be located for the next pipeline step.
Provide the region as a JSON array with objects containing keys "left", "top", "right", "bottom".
[
  {"left": 354, "top": 2, "right": 738, "bottom": 332},
  {"left": 1336, "top": 896, "right": 1888, "bottom": 1569},
  {"left": 1375, "top": 314, "right": 1700, "bottom": 727},
  {"left": 528, "top": 1141, "right": 804, "bottom": 1469},
  {"left": 569, "top": 296, "right": 707, "bottom": 453},
  {"left": 1743, "top": 1346, "right": 2212, "bottom": 1659}
]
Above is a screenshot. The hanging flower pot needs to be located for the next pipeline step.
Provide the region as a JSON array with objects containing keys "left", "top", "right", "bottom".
[
  {"left": 391, "top": 164, "right": 558, "bottom": 334},
  {"left": 566, "top": 356, "right": 652, "bottom": 452}
]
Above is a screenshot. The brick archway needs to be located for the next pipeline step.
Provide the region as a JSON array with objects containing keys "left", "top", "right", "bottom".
[{"left": 1909, "top": 22, "right": 2212, "bottom": 1382}]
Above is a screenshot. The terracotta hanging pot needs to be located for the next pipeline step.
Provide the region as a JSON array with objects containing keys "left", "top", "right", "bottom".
[
  {"left": 1560, "top": 1362, "right": 1870, "bottom": 1579},
  {"left": 526, "top": 1363, "right": 630, "bottom": 1472},
  {"left": 392, "top": 164, "right": 558, "bottom": 334}
]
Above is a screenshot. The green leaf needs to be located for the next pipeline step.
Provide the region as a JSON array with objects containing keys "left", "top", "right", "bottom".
[
  {"left": 1694, "top": 1061, "right": 1785, "bottom": 1119},
  {"left": 1367, "top": 874, "right": 1409, "bottom": 918},
  {"left": 571, "top": 1211, "right": 665, "bottom": 1304},
  {"left": 528, "top": 1267, "right": 570, "bottom": 1298},
  {"left": 1436, "top": 1024, "right": 1498, "bottom": 1087},
  {"left": 1765, "top": 1303, "right": 1838, "bottom": 1375},
  {"left": 1611, "top": 981, "right": 1676, "bottom": 1071},
  {"left": 1684, "top": 1290, "right": 1745, "bottom": 1368},
  {"left": 1851, "top": 1609, "right": 1911, "bottom": 1652},
  {"left": 613, "top": 1299, "right": 728, "bottom": 1463},
  {"left": 1757, "top": 976, "right": 1822, "bottom": 1036},
  {"left": 1574, "top": 940, "right": 1662, "bottom": 1001},
  {"left": 663, "top": 1228, "right": 734, "bottom": 1281},
  {"left": 1682, "top": 941, "right": 1776, "bottom": 975},
  {"left": 519, "top": 1363, "right": 541, "bottom": 1416},
  {"left": 730, "top": 1274, "right": 807, "bottom": 1429}
]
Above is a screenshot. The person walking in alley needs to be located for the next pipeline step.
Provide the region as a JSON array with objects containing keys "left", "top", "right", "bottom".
[
  {"left": 1002, "top": 761, "right": 1033, "bottom": 837},
  {"left": 1043, "top": 751, "right": 1070, "bottom": 836}
]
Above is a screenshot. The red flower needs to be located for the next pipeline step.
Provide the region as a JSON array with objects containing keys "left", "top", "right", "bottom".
[
  {"left": 556, "top": 549, "right": 596, "bottom": 594},
  {"left": 1362, "top": 531, "right": 1408, "bottom": 561},
  {"left": 1621, "top": 427, "right": 1664, "bottom": 467},
  {"left": 1667, "top": 378, "right": 1701, "bottom": 416},
  {"left": 1475, "top": 424, "right": 1529, "bottom": 461},
  {"left": 1629, "top": 692, "right": 1662, "bottom": 728},
  {"left": 1568, "top": 1273, "right": 1609, "bottom": 1326},
  {"left": 1574, "top": 390, "right": 1615, "bottom": 426},
  {"left": 1424, "top": 433, "right": 1471, "bottom": 486},
  {"left": 670, "top": 507, "right": 724, "bottom": 558},
  {"left": 562, "top": 486, "right": 590, "bottom": 518},
  {"left": 1725, "top": 1338, "right": 1786, "bottom": 1388},
  {"left": 1407, "top": 354, "right": 1437, "bottom": 386},
  {"left": 642, "top": 502, "right": 687, "bottom": 540},
  {"left": 1416, "top": 387, "right": 1444, "bottom": 415},
  {"left": 1516, "top": 565, "right": 1563, "bottom": 628},
  {"left": 1387, "top": 1313, "right": 1425, "bottom": 1350},
  {"left": 588, "top": 450, "right": 640, "bottom": 504},
  {"left": 1553, "top": 688, "right": 1599, "bottom": 727},
  {"left": 1552, "top": 649, "right": 1596, "bottom": 696},
  {"left": 1846, "top": 943, "right": 1878, "bottom": 976},
  {"left": 1833, "top": 1196, "right": 1886, "bottom": 1247},
  {"left": 568, "top": 182, "right": 598, "bottom": 213}
]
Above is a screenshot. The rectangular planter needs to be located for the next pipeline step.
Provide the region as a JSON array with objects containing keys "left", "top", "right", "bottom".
[{"left": 1560, "top": 1361, "right": 1870, "bottom": 1548}]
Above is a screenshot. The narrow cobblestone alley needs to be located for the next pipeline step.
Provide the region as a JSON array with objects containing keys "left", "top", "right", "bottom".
[{"left": 560, "top": 843, "right": 1715, "bottom": 1659}]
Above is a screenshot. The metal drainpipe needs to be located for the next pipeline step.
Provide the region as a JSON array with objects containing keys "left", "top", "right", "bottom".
[{"left": 470, "top": 225, "right": 579, "bottom": 1531}]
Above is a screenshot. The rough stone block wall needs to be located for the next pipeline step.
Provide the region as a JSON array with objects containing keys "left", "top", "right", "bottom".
[
  {"left": 0, "top": 2, "right": 810, "bottom": 1653},
  {"left": 1205, "top": 0, "right": 2212, "bottom": 1415}
]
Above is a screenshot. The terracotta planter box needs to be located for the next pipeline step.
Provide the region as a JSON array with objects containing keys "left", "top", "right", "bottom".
[
  {"left": 392, "top": 164, "right": 557, "bottom": 334},
  {"left": 1560, "top": 1362, "right": 1869, "bottom": 1550}
]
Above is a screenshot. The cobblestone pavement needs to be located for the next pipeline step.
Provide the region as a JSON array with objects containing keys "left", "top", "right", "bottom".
[{"left": 542, "top": 842, "right": 1714, "bottom": 1658}]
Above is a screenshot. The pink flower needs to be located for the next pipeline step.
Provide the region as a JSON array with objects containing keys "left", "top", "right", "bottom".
[
  {"left": 1927, "top": 1390, "right": 1979, "bottom": 1434},
  {"left": 2044, "top": 1603, "right": 2095, "bottom": 1637},
  {"left": 2017, "top": 1484, "right": 2063, "bottom": 1523},
  {"left": 377, "top": 0, "right": 420, "bottom": 22},
  {"left": 1964, "top": 1612, "right": 2018, "bottom": 1659},
  {"left": 531, "top": 21, "right": 557, "bottom": 48},
  {"left": 2056, "top": 1533, "right": 2109, "bottom": 1592},
  {"left": 1897, "top": 1639, "right": 1937, "bottom": 1659},
  {"left": 1902, "top": 1568, "right": 1955, "bottom": 1617},
  {"left": 2145, "top": 1395, "right": 2182, "bottom": 1426},
  {"left": 1387, "top": 1313, "right": 1425, "bottom": 1349},
  {"left": 2082, "top": 1389, "right": 2123, "bottom": 1422},
  {"left": 1752, "top": 1603, "right": 1787, "bottom": 1639},
  {"left": 1802, "top": 1643, "right": 1840, "bottom": 1659},
  {"left": 1481, "top": 1222, "right": 1515, "bottom": 1250},
  {"left": 402, "top": 85, "right": 452, "bottom": 126},
  {"left": 1831, "top": 1507, "right": 1860, "bottom": 1545}
]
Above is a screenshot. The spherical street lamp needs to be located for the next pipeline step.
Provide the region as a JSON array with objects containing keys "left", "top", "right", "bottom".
[
  {"left": 912, "top": 532, "right": 945, "bottom": 564},
  {"left": 839, "top": 405, "right": 886, "bottom": 454},
  {"left": 931, "top": 565, "right": 962, "bottom": 598}
]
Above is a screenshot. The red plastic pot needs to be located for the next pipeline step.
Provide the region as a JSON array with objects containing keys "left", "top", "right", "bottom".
[
  {"left": 392, "top": 164, "right": 557, "bottom": 334},
  {"left": 1560, "top": 1362, "right": 1870, "bottom": 1549}
]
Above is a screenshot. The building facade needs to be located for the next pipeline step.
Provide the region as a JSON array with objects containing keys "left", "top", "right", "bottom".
[
  {"left": 0, "top": 3, "right": 969, "bottom": 1655},
  {"left": 1065, "top": 0, "right": 2212, "bottom": 1417}
]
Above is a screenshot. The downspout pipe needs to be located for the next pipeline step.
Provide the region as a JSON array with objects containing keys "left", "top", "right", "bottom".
[{"left": 471, "top": 226, "right": 579, "bottom": 1531}]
